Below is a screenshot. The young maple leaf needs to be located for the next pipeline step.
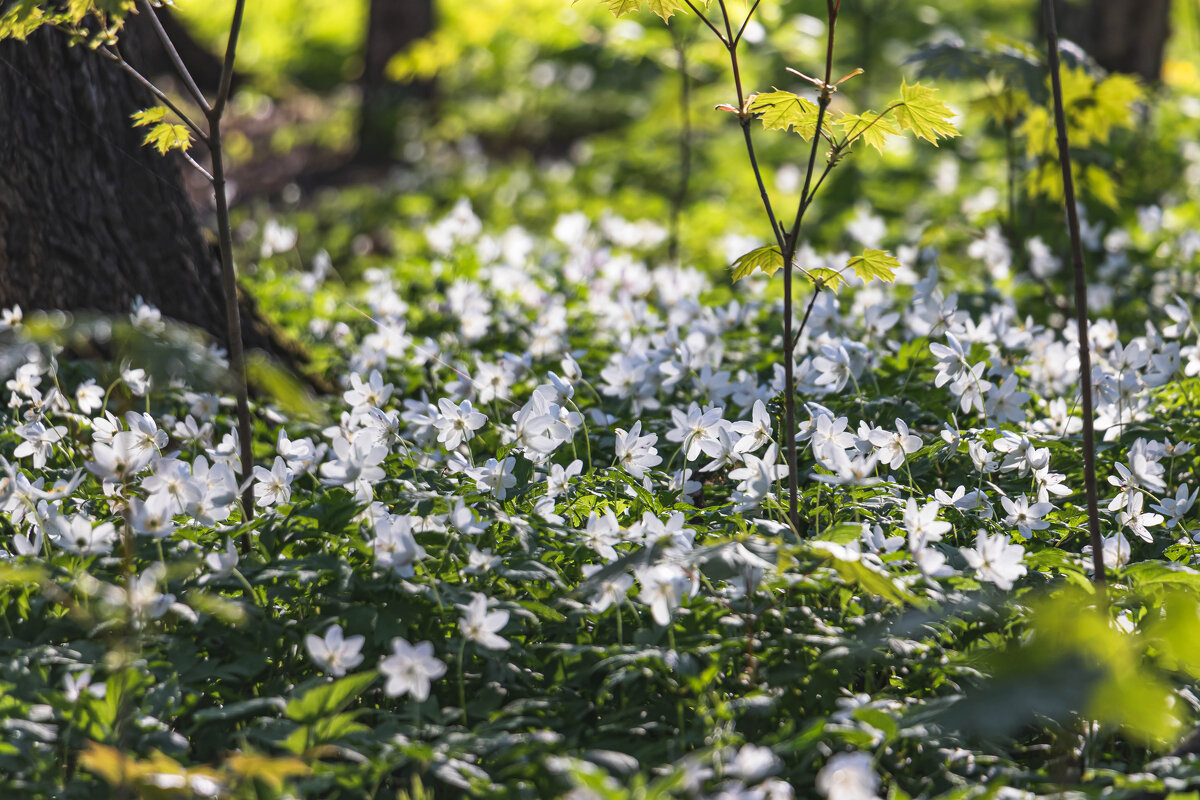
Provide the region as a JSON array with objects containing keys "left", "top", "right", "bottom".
[{"left": 894, "top": 81, "right": 959, "bottom": 146}]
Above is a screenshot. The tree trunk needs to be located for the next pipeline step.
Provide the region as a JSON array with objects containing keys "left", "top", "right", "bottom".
[
  {"left": 1051, "top": 0, "right": 1171, "bottom": 82},
  {"left": 0, "top": 28, "right": 291, "bottom": 360},
  {"left": 357, "top": 0, "right": 434, "bottom": 163}
]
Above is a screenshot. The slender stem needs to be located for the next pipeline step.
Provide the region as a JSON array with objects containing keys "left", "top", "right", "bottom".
[
  {"left": 211, "top": 0, "right": 247, "bottom": 121},
  {"left": 718, "top": 3, "right": 784, "bottom": 247},
  {"left": 209, "top": 127, "right": 255, "bottom": 526},
  {"left": 668, "top": 26, "right": 693, "bottom": 264},
  {"left": 1041, "top": 0, "right": 1105, "bottom": 588},
  {"left": 137, "top": 0, "right": 211, "bottom": 113},
  {"left": 681, "top": 0, "right": 727, "bottom": 45},
  {"left": 733, "top": 0, "right": 764, "bottom": 47},
  {"left": 96, "top": 46, "right": 208, "bottom": 144}
]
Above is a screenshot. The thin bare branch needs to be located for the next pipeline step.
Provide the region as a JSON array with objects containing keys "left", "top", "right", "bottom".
[
  {"left": 681, "top": 0, "right": 727, "bottom": 45},
  {"left": 137, "top": 0, "right": 211, "bottom": 113},
  {"left": 733, "top": 0, "right": 763, "bottom": 47},
  {"left": 211, "top": 0, "right": 247, "bottom": 121},
  {"left": 1042, "top": 0, "right": 1106, "bottom": 587},
  {"left": 181, "top": 150, "right": 214, "bottom": 182},
  {"left": 97, "top": 46, "right": 209, "bottom": 145}
]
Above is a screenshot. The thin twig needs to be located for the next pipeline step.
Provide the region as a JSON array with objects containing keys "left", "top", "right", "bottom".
[
  {"left": 733, "top": 0, "right": 763, "bottom": 47},
  {"left": 681, "top": 0, "right": 727, "bottom": 45},
  {"left": 211, "top": 0, "right": 246, "bottom": 121},
  {"left": 667, "top": 25, "right": 693, "bottom": 264},
  {"left": 204, "top": 0, "right": 255, "bottom": 530},
  {"left": 137, "top": 0, "right": 211, "bottom": 113},
  {"left": 97, "top": 46, "right": 208, "bottom": 144},
  {"left": 1042, "top": 0, "right": 1106, "bottom": 587}
]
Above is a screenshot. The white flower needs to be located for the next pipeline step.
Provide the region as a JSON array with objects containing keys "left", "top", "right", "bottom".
[
  {"left": 13, "top": 421, "right": 66, "bottom": 469},
  {"left": 474, "top": 456, "right": 517, "bottom": 500},
  {"left": 458, "top": 593, "right": 510, "bottom": 651},
  {"left": 1000, "top": 494, "right": 1053, "bottom": 539},
  {"left": 635, "top": 563, "right": 690, "bottom": 626},
  {"left": 50, "top": 514, "right": 117, "bottom": 556},
  {"left": 379, "top": 638, "right": 446, "bottom": 700},
  {"left": 731, "top": 399, "right": 773, "bottom": 453},
  {"left": 1117, "top": 491, "right": 1163, "bottom": 543},
  {"left": 1153, "top": 484, "right": 1198, "bottom": 529},
  {"left": 816, "top": 751, "right": 881, "bottom": 800},
  {"left": 727, "top": 743, "right": 781, "bottom": 783},
  {"left": 128, "top": 494, "right": 176, "bottom": 538},
  {"left": 985, "top": 373, "right": 1029, "bottom": 424},
  {"left": 666, "top": 403, "right": 725, "bottom": 461},
  {"left": 372, "top": 514, "right": 426, "bottom": 577},
  {"left": 435, "top": 398, "right": 487, "bottom": 450},
  {"left": 581, "top": 564, "right": 634, "bottom": 613},
  {"left": 545, "top": 459, "right": 583, "bottom": 499},
  {"left": 305, "top": 624, "right": 365, "bottom": 677},
  {"left": 254, "top": 456, "right": 294, "bottom": 507},
  {"left": 204, "top": 539, "right": 239, "bottom": 578},
  {"left": 614, "top": 421, "right": 662, "bottom": 479},
  {"left": 344, "top": 370, "right": 393, "bottom": 413},
  {"left": 904, "top": 498, "right": 951, "bottom": 551},
  {"left": 960, "top": 532, "right": 1026, "bottom": 590},
  {"left": 75, "top": 380, "right": 104, "bottom": 415},
  {"left": 868, "top": 419, "right": 921, "bottom": 470}
]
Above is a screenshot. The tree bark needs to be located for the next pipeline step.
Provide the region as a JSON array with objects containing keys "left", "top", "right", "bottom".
[
  {"left": 357, "top": 0, "right": 434, "bottom": 162},
  {"left": 1051, "top": 0, "right": 1171, "bottom": 82},
  {"left": 0, "top": 28, "right": 292, "bottom": 360}
]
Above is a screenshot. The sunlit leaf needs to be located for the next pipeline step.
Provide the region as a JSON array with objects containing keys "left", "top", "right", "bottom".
[
  {"left": 730, "top": 245, "right": 784, "bottom": 282},
  {"left": 894, "top": 80, "right": 959, "bottom": 146},
  {"left": 847, "top": 249, "right": 900, "bottom": 284}
]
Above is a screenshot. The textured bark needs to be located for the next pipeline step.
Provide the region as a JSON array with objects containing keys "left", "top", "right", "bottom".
[
  {"left": 0, "top": 28, "right": 292, "bottom": 360},
  {"left": 1051, "top": 0, "right": 1171, "bottom": 82},
  {"left": 357, "top": 0, "right": 434, "bottom": 162}
]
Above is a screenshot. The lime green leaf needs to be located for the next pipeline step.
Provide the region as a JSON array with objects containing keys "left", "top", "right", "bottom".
[
  {"left": 606, "top": 0, "right": 641, "bottom": 17},
  {"left": 141, "top": 123, "right": 192, "bottom": 155},
  {"left": 847, "top": 249, "right": 900, "bottom": 284},
  {"left": 0, "top": 2, "right": 48, "bottom": 41},
  {"left": 130, "top": 106, "right": 170, "bottom": 128},
  {"left": 895, "top": 80, "right": 959, "bottom": 146},
  {"left": 285, "top": 671, "right": 378, "bottom": 724},
  {"left": 730, "top": 246, "right": 784, "bottom": 282},
  {"left": 837, "top": 111, "right": 900, "bottom": 153},
  {"left": 751, "top": 90, "right": 824, "bottom": 139},
  {"left": 1084, "top": 164, "right": 1118, "bottom": 210},
  {"left": 807, "top": 267, "right": 845, "bottom": 293},
  {"left": 647, "top": 0, "right": 688, "bottom": 21}
]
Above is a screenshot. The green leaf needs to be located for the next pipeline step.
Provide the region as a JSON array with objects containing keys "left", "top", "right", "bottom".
[
  {"left": 284, "top": 671, "right": 378, "bottom": 724},
  {"left": 894, "top": 80, "right": 959, "bottom": 146},
  {"left": 141, "top": 123, "right": 193, "bottom": 155},
  {"left": 847, "top": 249, "right": 900, "bottom": 284},
  {"left": 130, "top": 106, "right": 170, "bottom": 128},
  {"left": 605, "top": 0, "right": 641, "bottom": 17},
  {"left": 193, "top": 696, "right": 286, "bottom": 724},
  {"left": 647, "top": 0, "right": 688, "bottom": 21},
  {"left": 807, "top": 267, "right": 845, "bottom": 293},
  {"left": 837, "top": 111, "right": 900, "bottom": 153},
  {"left": 730, "top": 246, "right": 784, "bottom": 282},
  {"left": 750, "top": 91, "right": 823, "bottom": 139}
]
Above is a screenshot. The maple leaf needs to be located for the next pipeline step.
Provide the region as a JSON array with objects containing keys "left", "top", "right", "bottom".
[
  {"left": 847, "top": 249, "right": 900, "bottom": 284},
  {"left": 606, "top": 0, "right": 640, "bottom": 17},
  {"left": 731, "top": 246, "right": 784, "bottom": 282},
  {"left": 837, "top": 111, "right": 900, "bottom": 153},
  {"left": 647, "top": 0, "right": 688, "bottom": 21},
  {"left": 750, "top": 91, "right": 825, "bottom": 140},
  {"left": 894, "top": 81, "right": 959, "bottom": 146}
]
